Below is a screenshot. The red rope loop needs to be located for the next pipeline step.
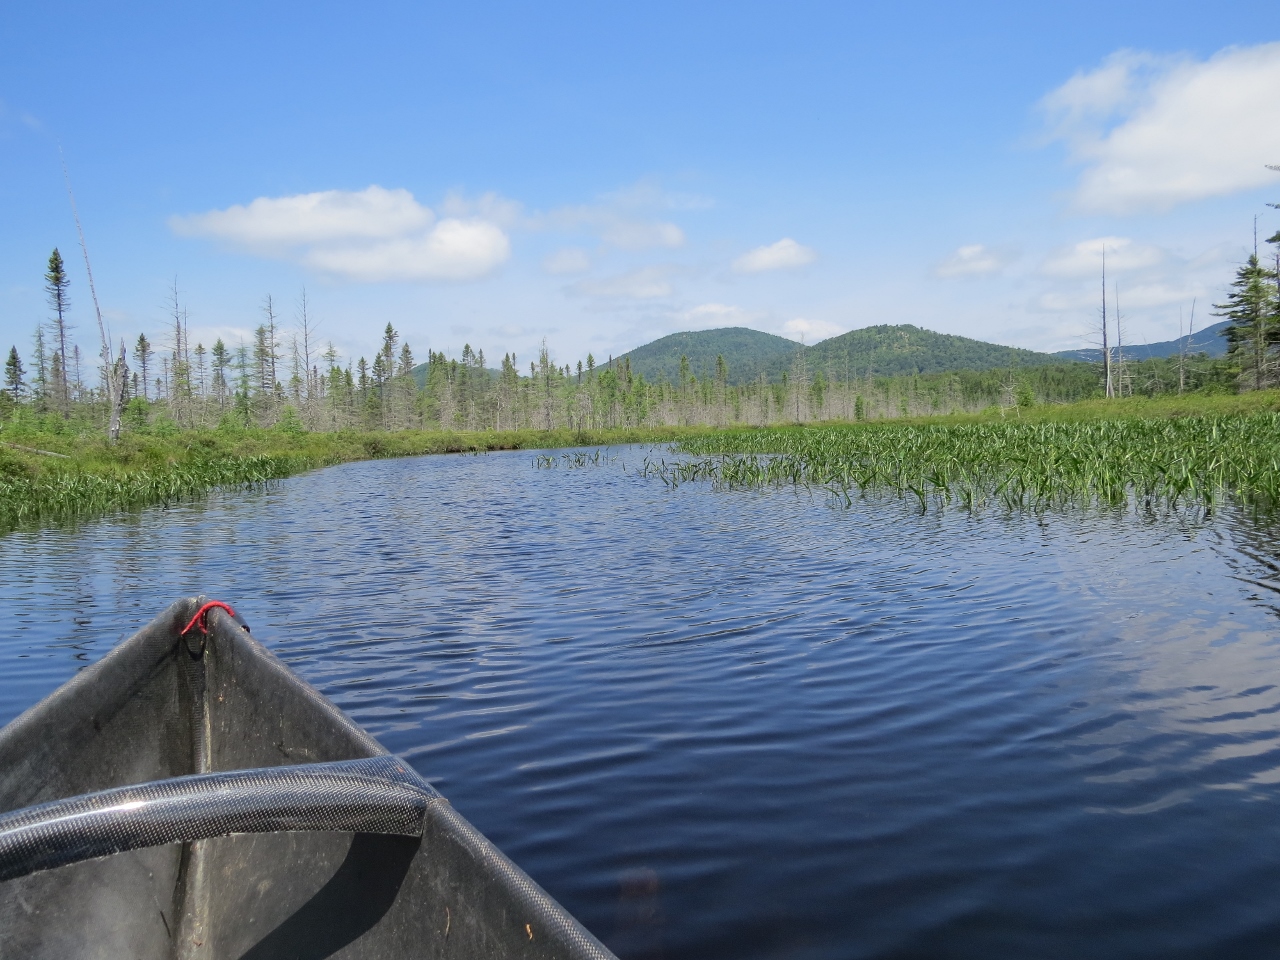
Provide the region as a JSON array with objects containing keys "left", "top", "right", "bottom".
[{"left": 180, "top": 601, "right": 238, "bottom": 637}]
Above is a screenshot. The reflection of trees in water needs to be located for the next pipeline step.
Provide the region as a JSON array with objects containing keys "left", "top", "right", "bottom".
[
  {"left": 1219, "top": 509, "right": 1280, "bottom": 619},
  {"left": 610, "top": 867, "right": 665, "bottom": 960}
]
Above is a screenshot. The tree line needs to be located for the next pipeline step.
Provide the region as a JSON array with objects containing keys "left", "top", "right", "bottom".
[{"left": 0, "top": 240, "right": 1265, "bottom": 438}]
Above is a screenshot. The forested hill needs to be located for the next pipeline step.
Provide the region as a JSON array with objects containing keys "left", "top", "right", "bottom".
[
  {"left": 1052, "top": 320, "right": 1231, "bottom": 363},
  {"left": 616, "top": 324, "right": 1059, "bottom": 385},
  {"left": 614, "top": 327, "right": 799, "bottom": 385},
  {"left": 411, "top": 323, "right": 1066, "bottom": 390},
  {"left": 789, "top": 324, "right": 1058, "bottom": 379}
]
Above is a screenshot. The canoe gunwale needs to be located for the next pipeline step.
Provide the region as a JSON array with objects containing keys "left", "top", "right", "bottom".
[{"left": 0, "top": 755, "right": 444, "bottom": 883}]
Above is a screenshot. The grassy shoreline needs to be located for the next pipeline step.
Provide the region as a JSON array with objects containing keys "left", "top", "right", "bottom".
[
  {"left": 0, "top": 424, "right": 720, "bottom": 533},
  {"left": 4, "top": 391, "right": 1280, "bottom": 533}
]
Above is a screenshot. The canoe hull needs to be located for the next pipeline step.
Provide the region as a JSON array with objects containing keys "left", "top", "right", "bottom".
[{"left": 0, "top": 598, "right": 614, "bottom": 960}]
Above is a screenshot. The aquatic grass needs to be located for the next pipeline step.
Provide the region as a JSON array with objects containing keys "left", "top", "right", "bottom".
[
  {"left": 0, "top": 454, "right": 308, "bottom": 529},
  {"left": 533, "top": 449, "right": 620, "bottom": 469},
  {"left": 649, "top": 414, "right": 1280, "bottom": 516},
  {"left": 0, "top": 424, "right": 719, "bottom": 534}
]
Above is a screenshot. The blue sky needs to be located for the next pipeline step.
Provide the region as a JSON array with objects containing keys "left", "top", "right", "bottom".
[{"left": 2, "top": 1, "right": 1279, "bottom": 372}]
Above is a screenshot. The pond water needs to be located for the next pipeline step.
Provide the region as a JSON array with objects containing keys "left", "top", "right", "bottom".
[{"left": 3, "top": 447, "right": 1280, "bottom": 959}]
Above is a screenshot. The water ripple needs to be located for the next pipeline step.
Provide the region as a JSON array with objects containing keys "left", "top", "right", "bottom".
[{"left": 3, "top": 448, "right": 1280, "bottom": 958}]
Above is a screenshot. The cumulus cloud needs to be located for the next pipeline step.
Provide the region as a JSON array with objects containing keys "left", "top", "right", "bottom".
[
  {"left": 1040, "top": 236, "right": 1164, "bottom": 278},
  {"left": 935, "top": 244, "right": 1017, "bottom": 278},
  {"left": 172, "top": 185, "right": 511, "bottom": 282},
  {"left": 733, "top": 238, "right": 817, "bottom": 274},
  {"left": 439, "top": 190, "right": 525, "bottom": 229},
  {"left": 303, "top": 220, "right": 509, "bottom": 282},
  {"left": 543, "top": 247, "right": 591, "bottom": 275},
  {"left": 172, "top": 186, "right": 432, "bottom": 248},
  {"left": 569, "top": 266, "right": 673, "bottom": 300},
  {"left": 783, "top": 317, "right": 842, "bottom": 341},
  {"left": 1041, "top": 43, "right": 1280, "bottom": 212}
]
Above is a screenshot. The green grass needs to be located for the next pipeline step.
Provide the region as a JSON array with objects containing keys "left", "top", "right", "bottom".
[
  {"left": 657, "top": 406, "right": 1280, "bottom": 516},
  {"left": 6, "top": 391, "right": 1278, "bottom": 532},
  {"left": 0, "top": 423, "right": 720, "bottom": 533}
]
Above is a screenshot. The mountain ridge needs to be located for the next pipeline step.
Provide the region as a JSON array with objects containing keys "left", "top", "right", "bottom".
[
  {"left": 615, "top": 323, "right": 1062, "bottom": 384},
  {"left": 1052, "top": 320, "right": 1230, "bottom": 362}
]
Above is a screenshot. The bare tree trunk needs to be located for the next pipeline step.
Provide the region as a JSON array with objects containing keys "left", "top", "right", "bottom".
[
  {"left": 62, "top": 149, "right": 126, "bottom": 439},
  {"left": 1101, "top": 248, "right": 1113, "bottom": 399}
]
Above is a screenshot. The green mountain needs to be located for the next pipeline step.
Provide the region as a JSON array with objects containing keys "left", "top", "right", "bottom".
[
  {"left": 410, "top": 323, "right": 1070, "bottom": 391},
  {"left": 792, "top": 324, "right": 1058, "bottom": 379},
  {"left": 1052, "top": 320, "right": 1230, "bottom": 363},
  {"left": 614, "top": 327, "right": 799, "bottom": 385},
  {"left": 616, "top": 324, "right": 1060, "bottom": 384}
]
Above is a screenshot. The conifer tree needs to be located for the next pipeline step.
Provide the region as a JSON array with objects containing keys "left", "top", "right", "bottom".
[
  {"left": 45, "top": 249, "right": 72, "bottom": 414},
  {"left": 210, "top": 339, "right": 230, "bottom": 409},
  {"left": 4, "top": 346, "right": 24, "bottom": 401},
  {"left": 135, "top": 334, "right": 153, "bottom": 400},
  {"left": 31, "top": 326, "right": 48, "bottom": 411},
  {"left": 1215, "top": 254, "right": 1277, "bottom": 391}
]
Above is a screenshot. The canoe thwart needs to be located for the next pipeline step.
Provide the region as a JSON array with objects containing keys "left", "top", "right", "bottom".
[{"left": 0, "top": 755, "right": 441, "bottom": 883}]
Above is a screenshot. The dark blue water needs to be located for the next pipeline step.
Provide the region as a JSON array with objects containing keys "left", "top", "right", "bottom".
[{"left": 4, "top": 448, "right": 1280, "bottom": 959}]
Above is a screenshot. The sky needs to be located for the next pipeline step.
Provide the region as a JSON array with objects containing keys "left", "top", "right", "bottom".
[{"left": 2, "top": 1, "right": 1279, "bottom": 373}]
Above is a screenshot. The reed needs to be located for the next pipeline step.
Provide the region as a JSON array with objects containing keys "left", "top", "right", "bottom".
[
  {"left": 652, "top": 414, "right": 1280, "bottom": 515},
  {"left": 0, "top": 424, "right": 719, "bottom": 533}
]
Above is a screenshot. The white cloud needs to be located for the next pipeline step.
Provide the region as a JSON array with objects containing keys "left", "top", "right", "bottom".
[
  {"left": 172, "top": 186, "right": 432, "bottom": 249},
  {"left": 733, "top": 238, "right": 817, "bottom": 274},
  {"left": 783, "top": 317, "right": 842, "bottom": 341},
  {"left": 569, "top": 266, "right": 673, "bottom": 300},
  {"left": 1041, "top": 43, "right": 1280, "bottom": 212},
  {"left": 1040, "top": 236, "right": 1164, "bottom": 277},
  {"left": 172, "top": 186, "right": 510, "bottom": 282},
  {"left": 935, "top": 244, "right": 1016, "bottom": 278},
  {"left": 303, "top": 220, "right": 509, "bottom": 282},
  {"left": 439, "top": 191, "right": 525, "bottom": 229},
  {"left": 543, "top": 247, "right": 591, "bottom": 275}
]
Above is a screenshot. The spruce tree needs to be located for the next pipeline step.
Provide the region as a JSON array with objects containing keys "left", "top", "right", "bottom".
[
  {"left": 1214, "top": 254, "right": 1278, "bottom": 391},
  {"left": 4, "top": 346, "right": 24, "bottom": 401},
  {"left": 135, "top": 334, "right": 152, "bottom": 400},
  {"left": 44, "top": 249, "right": 72, "bottom": 414}
]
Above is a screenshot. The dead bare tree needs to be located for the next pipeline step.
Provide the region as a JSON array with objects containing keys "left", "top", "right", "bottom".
[
  {"left": 1101, "top": 248, "right": 1113, "bottom": 398},
  {"left": 61, "top": 148, "right": 126, "bottom": 440}
]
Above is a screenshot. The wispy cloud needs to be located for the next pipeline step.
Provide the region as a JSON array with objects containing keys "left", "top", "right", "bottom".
[
  {"left": 568, "top": 266, "right": 673, "bottom": 300},
  {"left": 935, "top": 244, "right": 1017, "bottom": 278},
  {"left": 1039, "top": 236, "right": 1164, "bottom": 277},
  {"left": 681, "top": 302, "right": 758, "bottom": 329},
  {"left": 733, "top": 238, "right": 817, "bottom": 274},
  {"left": 171, "top": 185, "right": 511, "bottom": 282},
  {"left": 539, "top": 179, "right": 695, "bottom": 251},
  {"left": 1041, "top": 42, "right": 1280, "bottom": 212},
  {"left": 543, "top": 247, "right": 591, "bottom": 275},
  {"left": 783, "top": 317, "right": 842, "bottom": 341}
]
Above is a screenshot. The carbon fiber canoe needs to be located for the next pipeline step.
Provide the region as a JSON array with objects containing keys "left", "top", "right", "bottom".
[{"left": 0, "top": 597, "right": 617, "bottom": 960}]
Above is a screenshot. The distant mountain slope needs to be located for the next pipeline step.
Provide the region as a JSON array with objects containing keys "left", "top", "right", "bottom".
[
  {"left": 615, "top": 327, "right": 799, "bottom": 385},
  {"left": 1052, "top": 320, "right": 1231, "bottom": 363},
  {"left": 410, "top": 362, "right": 498, "bottom": 390},
  {"left": 788, "top": 324, "right": 1058, "bottom": 379}
]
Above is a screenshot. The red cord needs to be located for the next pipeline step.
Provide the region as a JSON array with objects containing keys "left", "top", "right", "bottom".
[{"left": 180, "top": 601, "right": 238, "bottom": 637}]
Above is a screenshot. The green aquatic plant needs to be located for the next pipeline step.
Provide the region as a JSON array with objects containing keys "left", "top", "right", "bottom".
[
  {"left": 533, "top": 449, "right": 619, "bottom": 469},
  {"left": 651, "top": 415, "right": 1280, "bottom": 516}
]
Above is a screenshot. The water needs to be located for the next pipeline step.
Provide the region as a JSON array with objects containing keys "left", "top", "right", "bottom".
[{"left": 3, "top": 448, "right": 1280, "bottom": 959}]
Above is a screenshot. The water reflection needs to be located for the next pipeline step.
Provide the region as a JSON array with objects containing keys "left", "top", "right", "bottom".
[{"left": 2, "top": 450, "right": 1280, "bottom": 959}]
